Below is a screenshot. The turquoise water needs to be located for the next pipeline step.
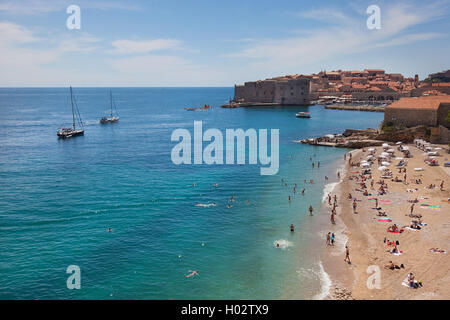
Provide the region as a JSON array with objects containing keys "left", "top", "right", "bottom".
[{"left": 0, "top": 88, "right": 383, "bottom": 299}]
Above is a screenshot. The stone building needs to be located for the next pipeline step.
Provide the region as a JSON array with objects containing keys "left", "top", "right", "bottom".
[
  {"left": 384, "top": 96, "right": 450, "bottom": 128},
  {"left": 234, "top": 77, "right": 310, "bottom": 105}
]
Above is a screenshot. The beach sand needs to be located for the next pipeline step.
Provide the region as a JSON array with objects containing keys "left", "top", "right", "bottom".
[{"left": 321, "top": 144, "right": 450, "bottom": 300}]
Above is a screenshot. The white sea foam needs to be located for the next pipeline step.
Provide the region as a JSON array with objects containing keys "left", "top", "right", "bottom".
[
  {"left": 313, "top": 261, "right": 332, "bottom": 300},
  {"left": 322, "top": 182, "right": 339, "bottom": 203},
  {"left": 273, "top": 239, "right": 292, "bottom": 249},
  {"left": 195, "top": 203, "right": 217, "bottom": 207},
  {"left": 296, "top": 262, "right": 332, "bottom": 300}
]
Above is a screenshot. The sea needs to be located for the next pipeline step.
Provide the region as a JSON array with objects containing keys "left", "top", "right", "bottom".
[{"left": 0, "top": 88, "right": 383, "bottom": 299}]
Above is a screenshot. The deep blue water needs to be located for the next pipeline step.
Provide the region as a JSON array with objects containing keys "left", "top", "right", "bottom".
[{"left": 0, "top": 88, "right": 383, "bottom": 299}]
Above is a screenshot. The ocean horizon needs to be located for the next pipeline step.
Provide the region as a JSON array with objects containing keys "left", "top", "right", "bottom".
[{"left": 0, "top": 87, "right": 384, "bottom": 299}]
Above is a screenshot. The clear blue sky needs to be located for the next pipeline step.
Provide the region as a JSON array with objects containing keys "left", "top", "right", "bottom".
[{"left": 0, "top": 0, "right": 449, "bottom": 86}]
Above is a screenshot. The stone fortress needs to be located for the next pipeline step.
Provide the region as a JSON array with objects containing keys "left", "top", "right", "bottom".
[{"left": 233, "top": 75, "right": 311, "bottom": 106}]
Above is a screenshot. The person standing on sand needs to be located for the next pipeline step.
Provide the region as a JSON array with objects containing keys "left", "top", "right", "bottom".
[
  {"left": 344, "top": 246, "right": 351, "bottom": 263},
  {"left": 375, "top": 198, "right": 378, "bottom": 208},
  {"left": 331, "top": 233, "right": 335, "bottom": 246},
  {"left": 410, "top": 203, "right": 415, "bottom": 214},
  {"left": 337, "top": 172, "right": 341, "bottom": 179},
  {"left": 326, "top": 232, "right": 331, "bottom": 245},
  {"left": 331, "top": 211, "right": 335, "bottom": 224},
  {"left": 328, "top": 194, "right": 332, "bottom": 206},
  {"left": 344, "top": 154, "right": 346, "bottom": 161},
  {"left": 352, "top": 199, "right": 357, "bottom": 213},
  {"left": 441, "top": 180, "right": 445, "bottom": 191},
  {"left": 309, "top": 205, "right": 313, "bottom": 216}
]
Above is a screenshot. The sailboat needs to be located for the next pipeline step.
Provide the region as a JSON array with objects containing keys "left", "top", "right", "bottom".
[
  {"left": 100, "top": 90, "right": 119, "bottom": 124},
  {"left": 57, "top": 86, "right": 85, "bottom": 139}
]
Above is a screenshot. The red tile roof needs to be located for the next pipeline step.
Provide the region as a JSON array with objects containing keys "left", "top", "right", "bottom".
[{"left": 386, "top": 96, "right": 450, "bottom": 110}]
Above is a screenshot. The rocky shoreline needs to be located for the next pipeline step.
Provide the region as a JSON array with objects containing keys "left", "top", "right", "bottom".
[{"left": 296, "top": 126, "right": 439, "bottom": 149}]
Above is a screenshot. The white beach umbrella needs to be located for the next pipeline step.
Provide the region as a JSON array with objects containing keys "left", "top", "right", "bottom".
[
  {"left": 382, "top": 143, "right": 389, "bottom": 147},
  {"left": 402, "top": 146, "right": 409, "bottom": 151},
  {"left": 378, "top": 166, "right": 387, "bottom": 171},
  {"left": 387, "top": 149, "right": 395, "bottom": 153},
  {"left": 381, "top": 152, "right": 390, "bottom": 157},
  {"left": 435, "top": 147, "right": 442, "bottom": 150},
  {"left": 396, "top": 142, "right": 402, "bottom": 145},
  {"left": 395, "top": 157, "right": 404, "bottom": 160},
  {"left": 381, "top": 161, "right": 391, "bottom": 166},
  {"left": 325, "top": 134, "right": 335, "bottom": 139}
]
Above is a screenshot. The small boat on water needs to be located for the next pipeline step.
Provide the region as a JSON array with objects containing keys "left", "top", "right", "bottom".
[
  {"left": 57, "top": 86, "right": 84, "bottom": 139},
  {"left": 296, "top": 112, "right": 311, "bottom": 118},
  {"left": 100, "top": 90, "right": 119, "bottom": 124}
]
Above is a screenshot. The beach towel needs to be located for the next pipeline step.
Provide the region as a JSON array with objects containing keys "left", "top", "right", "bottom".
[
  {"left": 387, "top": 229, "right": 404, "bottom": 233},
  {"left": 380, "top": 200, "right": 391, "bottom": 204},
  {"left": 378, "top": 218, "right": 392, "bottom": 222},
  {"left": 405, "top": 227, "right": 419, "bottom": 231},
  {"left": 420, "top": 204, "right": 441, "bottom": 211}
]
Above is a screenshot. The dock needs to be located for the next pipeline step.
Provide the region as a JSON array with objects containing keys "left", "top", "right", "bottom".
[{"left": 324, "top": 104, "right": 385, "bottom": 112}]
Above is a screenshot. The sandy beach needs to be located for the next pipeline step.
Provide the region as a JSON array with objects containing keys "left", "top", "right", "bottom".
[{"left": 321, "top": 143, "right": 450, "bottom": 300}]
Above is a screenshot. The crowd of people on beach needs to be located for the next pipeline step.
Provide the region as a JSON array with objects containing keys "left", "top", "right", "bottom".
[{"left": 330, "top": 142, "right": 448, "bottom": 293}]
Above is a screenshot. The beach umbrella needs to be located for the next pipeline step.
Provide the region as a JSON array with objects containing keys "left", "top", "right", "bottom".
[
  {"left": 395, "top": 157, "right": 404, "bottom": 160},
  {"left": 381, "top": 161, "right": 390, "bottom": 166},
  {"left": 382, "top": 143, "right": 389, "bottom": 147},
  {"left": 381, "top": 152, "right": 390, "bottom": 157},
  {"left": 435, "top": 147, "right": 442, "bottom": 150},
  {"left": 396, "top": 142, "right": 402, "bottom": 145},
  {"left": 378, "top": 166, "right": 387, "bottom": 171},
  {"left": 325, "top": 134, "right": 335, "bottom": 139},
  {"left": 402, "top": 146, "right": 409, "bottom": 151},
  {"left": 387, "top": 149, "right": 395, "bottom": 153}
]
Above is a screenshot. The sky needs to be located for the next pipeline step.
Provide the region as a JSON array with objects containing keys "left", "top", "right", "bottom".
[{"left": 0, "top": 0, "right": 449, "bottom": 87}]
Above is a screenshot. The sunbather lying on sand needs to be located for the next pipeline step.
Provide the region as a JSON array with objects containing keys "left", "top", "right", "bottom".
[
  {"left": 429, "top": 248, "right": 447, "bottom": 253},
  {"left": 384, "top": 261, "right": 404, "bottom": 270},
  {"left": 406, "top": 213, "right": 422, "bottom": 218}
]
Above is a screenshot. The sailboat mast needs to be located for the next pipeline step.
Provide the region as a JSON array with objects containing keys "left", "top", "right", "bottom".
[
  {"left": 110, "top": 90, "right": 113, "bottom": 118},
  {"left": 70, "top": 86, "right": 75, "bottom": 129}
]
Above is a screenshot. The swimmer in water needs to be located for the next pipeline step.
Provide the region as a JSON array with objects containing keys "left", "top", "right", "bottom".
[
  {"left": 276, "top": 243, "right": 280, "bottom": 248},
  {"left": 290, "top": 224, "right": 295, "bottom": 232},
  {"left": 185, "top": 270, "right": 199, "bottom": 278},
  {"left": 302, "top": 189, "right": 305, "bottom": 195},
  {"left": 309, "top": 205, "right": 314, "bottom": 216},
  {"left": 107, "top": 228, "right": 113, "bottom": 232}
]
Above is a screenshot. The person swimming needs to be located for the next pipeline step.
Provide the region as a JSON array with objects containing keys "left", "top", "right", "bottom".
[
  {"left": 290, "top": 224, "right": 295, "bottom": 232},
  {"left": 185, "top": 270, "right": 199, "bottom": 278}
]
